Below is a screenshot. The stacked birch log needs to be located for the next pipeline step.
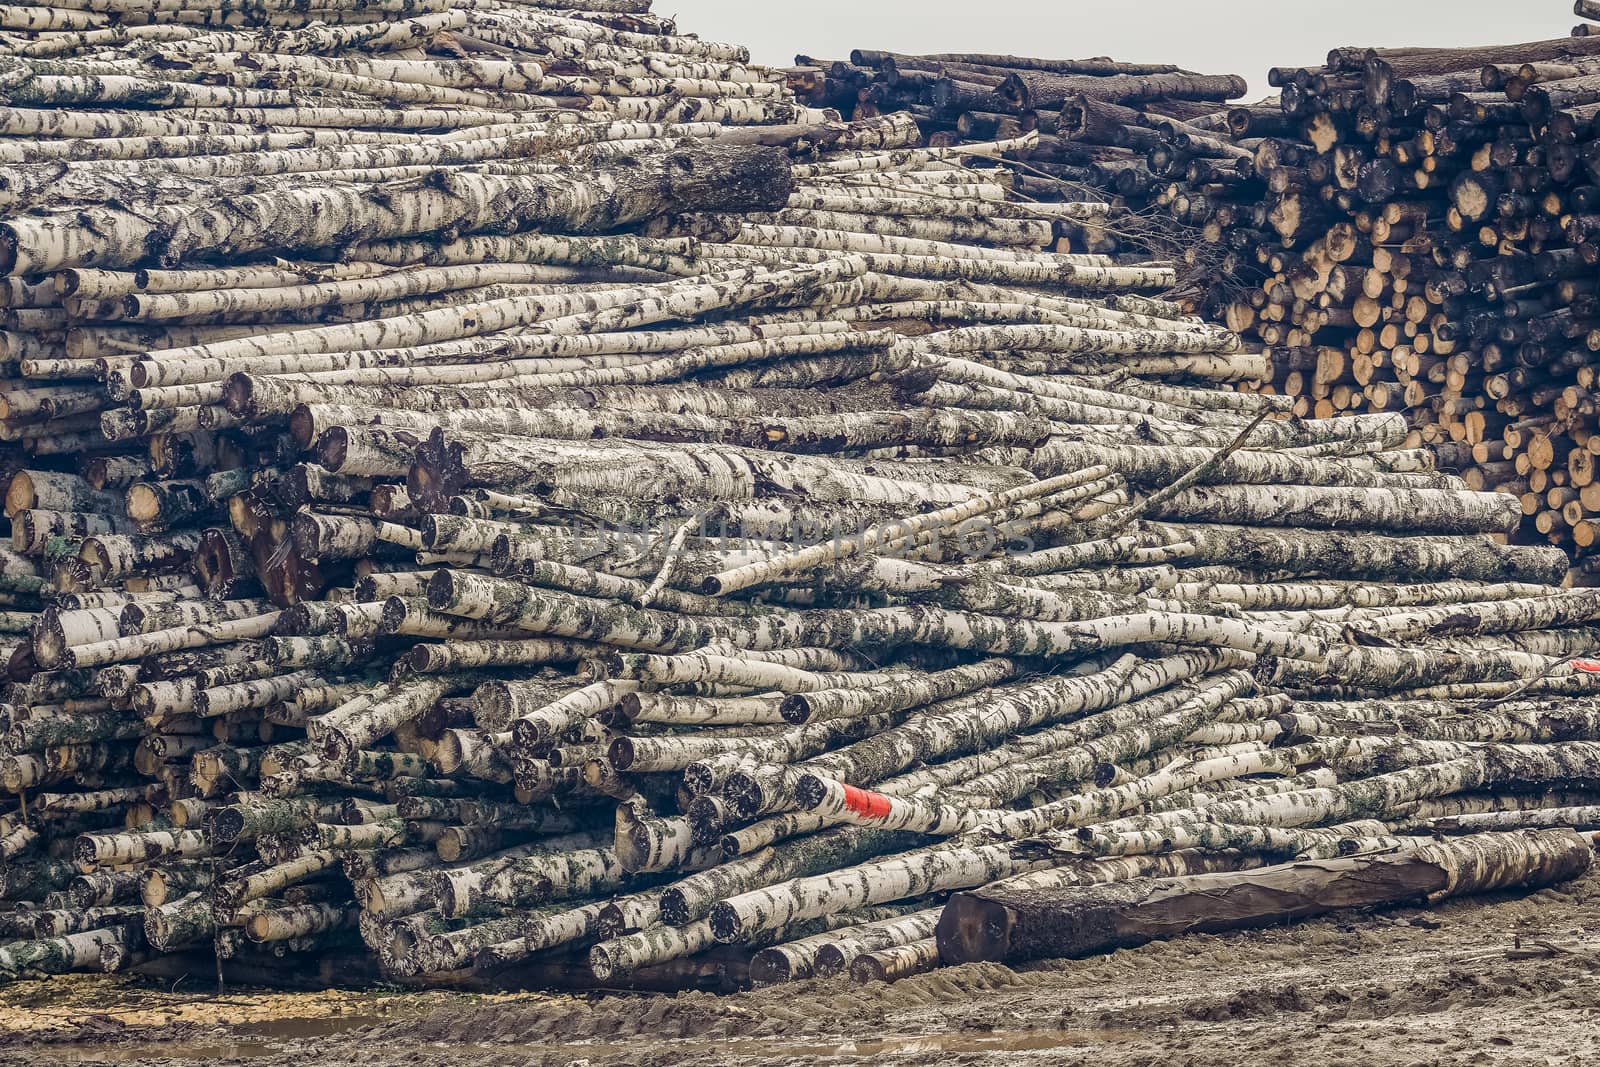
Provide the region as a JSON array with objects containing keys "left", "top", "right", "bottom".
[
  {"left": 0, "top": 0, "right": 1597, "bottom": 994},
  {"left": 1034, "top": 11, "right": 1600, "bottom": 563}
]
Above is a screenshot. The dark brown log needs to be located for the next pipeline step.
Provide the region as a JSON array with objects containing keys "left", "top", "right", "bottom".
[{"left": 938, "top": 830, "right": 1593, "bottom": 965}]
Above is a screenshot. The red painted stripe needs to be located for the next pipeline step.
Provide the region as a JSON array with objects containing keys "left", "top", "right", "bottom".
[
  {"left": 1573, "top": 659, "right": 1600, "bottom": 674},
  {"left": 841, "top": 784, "right": 893, "bottom": 820}
]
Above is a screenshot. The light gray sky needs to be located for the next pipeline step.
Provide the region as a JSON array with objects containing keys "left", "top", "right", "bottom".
[{"left": 666, "top": 1, "right": 1577, "bottom": 100}]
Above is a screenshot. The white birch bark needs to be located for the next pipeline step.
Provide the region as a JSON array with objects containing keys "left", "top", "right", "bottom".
[
  {"left": 757, "top": 906, "right": 942, "bottom": 983},
  {"left": 710, "top": 840, "right": 1058, "bottom": 943}
]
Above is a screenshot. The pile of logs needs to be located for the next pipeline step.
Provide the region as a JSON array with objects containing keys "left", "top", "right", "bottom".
[
  {"left": 0, "top": 0, "right": 1598, "bottom": 994},
  {"left": 1023, "top": 7, "right": 1600, "bottom": 562},
  {"left": 784, "top": 48, "right": 1249, "bottom": 231}
]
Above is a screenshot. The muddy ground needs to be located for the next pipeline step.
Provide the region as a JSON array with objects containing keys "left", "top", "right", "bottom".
[{"left": 5, "top": 864, "right": 1600, "bottom": 1066}]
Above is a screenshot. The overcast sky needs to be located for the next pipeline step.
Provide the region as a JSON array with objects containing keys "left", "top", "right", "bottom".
[{"left": 666, "top": 1, "right": 1578, "bottom": 100}]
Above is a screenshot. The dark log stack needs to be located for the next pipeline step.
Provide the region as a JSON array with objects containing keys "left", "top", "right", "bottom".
[
  {"left": 785, "top": 48, "right": 1250, "bottom": 246},
  {"left": 0, "top": 0, "right": 1597, "bottom": 996}
]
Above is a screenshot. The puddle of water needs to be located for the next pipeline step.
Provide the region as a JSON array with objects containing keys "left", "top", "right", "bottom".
[{"left": 232, "top": 1016, "right": 388, "bottom": 1041}]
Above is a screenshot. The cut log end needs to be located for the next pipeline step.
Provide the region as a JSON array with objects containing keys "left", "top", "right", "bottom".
[
  {"left": 124, "top": 485, "right": 161, "bottom": 525},
  {"left": 747, "top": 951, "right": 795, "bottom": 986},
  {"left": 607, "top": 737, "right": 638, "bottom": 771},
  {"left": 779, "top": 693, "right": 812, "bottom": 724},
  {"left": 934, "top": 892, "right": 1017, "bottom": 965},
  {"left": 211, "top": 808, "right": 248, "bottom": 845},
  {"left": 222, "top": 374, "right": 256, "bottom": 418},
  {"left": 3, "top": 473, "right": 35, "bottom": 518},
  {"left": 316, "top": 427, "right": 353, "bottom": 475},
  {"left": 793, "top": 774, "right": 828, "bottom": 810},
  {"left": 708, "top": 901, "right": 741, "bottom": 943}
]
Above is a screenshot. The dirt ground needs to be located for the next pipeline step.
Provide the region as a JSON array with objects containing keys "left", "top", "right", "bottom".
[{"left": 5, "top": 864, "right": 1600, "bottom": 1067}]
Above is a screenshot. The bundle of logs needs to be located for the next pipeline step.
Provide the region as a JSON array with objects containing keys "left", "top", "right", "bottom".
[
  {"left": 0, "top": 0, "right": 1598, "bottom": 994},
  {"left": 1018, "top": 6, "right": 1600, "bottom": 564},
  {"left": 784, "top": 48, "right": 1249, "bottom": 233}
]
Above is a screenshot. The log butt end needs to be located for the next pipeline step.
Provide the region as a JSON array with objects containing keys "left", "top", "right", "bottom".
[
  {"left": 659, "top": 887, "right": 694, "bottom": 928},
  {"left": 812, "top": 943, "right": 849, "bottom": 978},
  {"left": 2, "top": 472, "right": 34, "bottom": 519},
  {"left": 934, "top": 891, "right": 1016, "bottom": 965},
  {"left": 847, "top": 954, "right": 892, "bottom": 983},
  {"left": 124, "top": 484, "right": 161, "bottom": 525},
  {"left": 211, "top": 807, "right": 248, "bottom": 846},
  {"left": 707, "top": 901, "right": 741, "bottom": 944},
  {"left": 606, "top": 736, "right": 637, "bottom": 772},
  {"left": 779, "top": 693, "right": 812, "bottom": 724},
  {"left": 747, "top": 948, "right": 794, "bottom": 986},
  {"left": 587, "top": 943, "right": 620, "bottom": 983}
]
